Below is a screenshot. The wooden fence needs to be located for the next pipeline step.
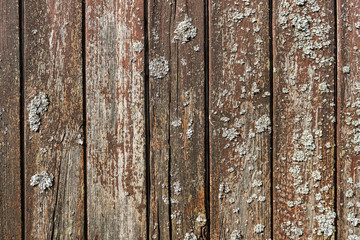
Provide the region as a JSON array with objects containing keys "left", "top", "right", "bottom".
[{"left": 0, "top": 0, "right": 359, "bottom": 239}]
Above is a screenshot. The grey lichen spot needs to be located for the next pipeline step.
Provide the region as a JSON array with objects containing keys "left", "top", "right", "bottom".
[
  {"left": 295, "top": 0, "right": 307, "bottom": 6},
  {"left": 173, "top": 181, "right": 182, "bottom": 195},
  {"left": 174, "top": 15, "right": 197, "bottom": 44},
  {"left": 230, "top": 230, "right": 242, "bottom": 240},
  {"left": 312, "top": 170, "right": 322, "bottom": 181},
  {"left": 319, "top": 82, "right": 330, "bottom": 93},
  {"left": 184, "top": 232, "right": 197, "bottom": 240},
  {"left": 300, "top": 130, "right": 315, "bottom": 150},
  {"left": 348, "top": 213, "right": 360, "bottom": 227},
  {"left": 28, "top": 92, "right": 50, "bottom": 132},
  {"left": 222, "top": 128, "right": 240, "bottom": 141},
  {"left": 171, "top": 119, "right": 182, "bottom": 127},
  {"left": 292, "top": 16, "right": 310, "bottom": 32},
  {"left": 343, "top": 66, "right": 351, "bottom": 74},
  {"left": 346, "top": 189, "right": 354, "bottom": 198},
  {"left": 292, "top": 150, "right": 305, "bottom": 162},
  {"left": 133, "top": 41, "right": 144, "bottom": 53},
  {"left": 314, "top": 210, "right": 336, "bottom": 236},
  {"left": 30, "top": 171, "right": 54, "bottom": 192},
  {"left": 254, "top": 224, "right": 265, "bottom": 234},
  {"left": 149, "top": 57, "right": 169, "bottom": 79},
  {"left": 255, "top": 115, "right": 271, "bottom": 133}
]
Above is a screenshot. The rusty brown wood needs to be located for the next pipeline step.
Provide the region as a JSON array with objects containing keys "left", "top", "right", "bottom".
[
  {"left": 273, "top": 0, "right": 336, "bottom": 239},
  {"left": 209, "top": 0, "right": 272, "bottom": 239},
  {"left": 337, "top": 0, "right": 360, "bottom": 238},
  {"left": 23, "top": 0, "right": 84, "bottom": 238},
  {"left": 85, "top": 0, "right": 147, "bottom": 238},
  {"left": 148, "top": 0, "right": 207, "bottom": 239},
  {"left": 0, "top": 0, "right": 22, "bottom": 239}
]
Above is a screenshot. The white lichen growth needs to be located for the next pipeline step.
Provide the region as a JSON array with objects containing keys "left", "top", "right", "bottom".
[
  {"left": 28, "top": 92, "right": 50, "bottom": 132},
  {"left": 133, "top": 41, "right": 144, "bottom": 53},
  {"left": 347, "top": 213, "right": 360, "bottom": 227},
  {"left": 312, "top": 170, "right": 322, "bottom": 181},
  {"left": 255, "top": 115, "right": 271, "bottom": 133},
  {"left": 149, "top": 57, "right": 169, "bottom": 79},
  {"left": 174, "top": 15, "right": 197, "bottom": 44},
  {"left": 222, "top": 128, "right": 240, "bottom": 141},
  {"left": 230, "top": 230, "right": 242, "bottom": 240},
  {"left": 343, "top": 66, "right": 351, "bottom": 74},
  {"left": 314, "top": 210, "right": 336, "bottom": 236},
  {"left": 254, "top": 224, "right": 265, "bottom": 234},
  {"left": 30, "top": 171, "right": 54, "bottom": 192},
  {"left": 184, "top": 232, "right": 197, "bottom": 240},
  {"left": 319, "top": 82, "right": 330, "bottom": 93},
  {"left": 173, "top": 181, "right": 182, "bottom": 195}
]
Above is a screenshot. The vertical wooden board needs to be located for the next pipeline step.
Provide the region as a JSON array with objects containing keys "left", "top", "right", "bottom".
[
  {"left": 86, "top": 0, "right": 147, "bottom": 238},
  {"left": 209, "top": 0, "right": 272, "bottom": 239},
  {"left": 24, "top": 0, "right": 84, "bottom": 238},
  {"left": 0, "top": 0, "right": 21, "bottom": 239},
  {"left": 337, "top": 0, "right": 360, "bottom": 238},
  {"left": 148, "top": 0, "right": 207, "bottom": 239},
  {"left": 273, "top": 0, "right": 336, "bottom": 238}
]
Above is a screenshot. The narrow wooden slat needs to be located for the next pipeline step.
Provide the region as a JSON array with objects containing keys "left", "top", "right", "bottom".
[
  {"left": 85, "top": 0, "right": 147, "bottom": 238},
  {"left": 148, "top": 0, "right": 207, "bottom": 239},
  {"left": 0, "top": 0, "right": 22, "bottom": 239},
  {"left": 273, "top": 1, "right": 336, "bottom": 238},
  {"left": 209, "top": 0, "right": 272, "bottom": 239},
  {"left": 24, "top": 0, "right": 84, "bottom": 238},
  {"left": 337, "top": 0, "right": 360, "bottom": 238}
]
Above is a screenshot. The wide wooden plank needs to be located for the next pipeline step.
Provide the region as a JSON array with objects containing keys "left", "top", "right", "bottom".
[
  {"left": 148, "top": 0, "right": 207, "bottom": 239},
  {"left": 273, "top": 0, "right": 336, "bottom": 239},
  {"left": 209, "top": 0, "right": 272, "bottom": 239},
  {"left": 337, "top": 0, "right": 360, "bottom": 238},
  {"left": 85, "top": 0, "right": 147, "bottom": 238},
  {"left": 0, "top": 0, "right": 22, "bottom": 239},
  {"left": 24, "top": 0, "right": 84, "bottom": 238}
]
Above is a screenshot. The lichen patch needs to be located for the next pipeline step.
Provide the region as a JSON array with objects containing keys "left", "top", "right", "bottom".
[
  {"left": 28, "top": 92, "right": 50, "bottom": 132},
  {"left": 30, "top": 171, "right": 54, "bottom": 192},
  {"left": 174, "top": 15, "right": 197, "bottom": 44}
]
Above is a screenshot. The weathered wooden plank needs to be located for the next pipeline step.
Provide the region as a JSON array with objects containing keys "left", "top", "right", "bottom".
[
  {"left": 85, "top": 0, "right": 147, "bottom": 238},
  {"left": 0, "top": 0, "right": 22, "bottom": 239},
  {"left": 24, "top": 0, "right": 84, "bottom": 238},
  {"left": 209, "top": 0, "right": 272, "bottom": 239},
  {"left": 148, "top": 0, "right": 207, "bottom": 239},
  {"left": 337, "top": 0, "right": 360, "bottom": 238},
  {"left": 273, "top": 0, "right": 336, "bottom": 238}
]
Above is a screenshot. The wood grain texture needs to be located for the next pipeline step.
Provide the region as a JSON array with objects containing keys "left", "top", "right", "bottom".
[
  {"left": 337, "top": 0, "right": 360, "bottom": 238},
  {"left": 209, "top": 0, "right": 272, "bottom": 239},
  {"left": 85, "top": 0, "right": 147, "bottom": 238},
  {"left": 24, "top": 0, "right": 84, "bottom": 238},
  {"left": 0, "top": 0, "right": 22, "bottom": 239},
  {"left": 148, "top": 0, "right": 207, "bottom": 239},
  {"left": 273, "top": 0, "right": 336, "bottom": 239}
]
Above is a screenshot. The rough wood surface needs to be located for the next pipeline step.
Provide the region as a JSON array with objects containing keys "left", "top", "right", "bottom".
[
  {"left": 0, "top": 0, "right": 22, "bottom": 239},
  {"left": 85, "top": 0, "right": 147, "bottom": 238},
  {"left": 337, "top": 0, "right": 360, "bottom": 238},
  {"left": 209, "top": 0, "right": 272, "bottom": 239},
  {"left": 24, "top": 0, "right": 84, "bottom": 238},
  {"left": 148, "top": 0, "right": 207, "bottom": 239},
  {"left": 273, "top": 0, "right": 336, "bottom": 239}
]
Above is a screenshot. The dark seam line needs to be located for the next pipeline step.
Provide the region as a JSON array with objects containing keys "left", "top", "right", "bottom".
[
  {"left": 19, "top": 0, "right": 25, "bottom": 238},
  {"left": 269, "top": 0, "right": 274, "bottom": 238},
  {"left": 82, "top": 0, "right": 88, "bottom": 238},
  {"left": 144, "top": 0, "right": 150, "bottom": 238},
  {"left": 168, "top": 5, "right": 174, "bottom": 240},
  {"left": 204, "top": 0, "right": 210, "bottom": 239},
  {"left": 334, "top": 0, "right": 339, "bottom": 238}
]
